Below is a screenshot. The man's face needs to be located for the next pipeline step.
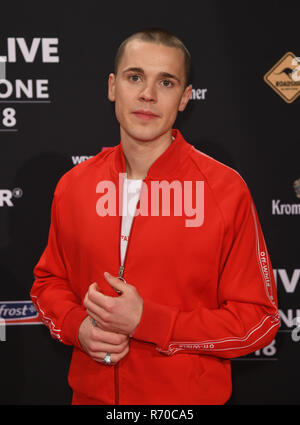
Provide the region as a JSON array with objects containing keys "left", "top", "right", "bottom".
[{"left": 108, "top": 40, "right": 191, "bottom": 142}]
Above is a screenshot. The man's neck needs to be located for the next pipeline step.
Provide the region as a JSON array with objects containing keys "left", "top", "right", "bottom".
[{"left": 121, "top": 129, "right": 174, "bottom": 180}]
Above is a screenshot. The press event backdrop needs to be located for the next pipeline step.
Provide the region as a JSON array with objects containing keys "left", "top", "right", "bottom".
[{"left": 0, "top": 2, "right": 299, "bottom": 405}]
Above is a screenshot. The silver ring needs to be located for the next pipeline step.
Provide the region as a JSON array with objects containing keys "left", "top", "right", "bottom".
[
  {"left": 104, "top": 353, "right": 111, "bottom": 365},
  {"left": 118, "top": 277, "right": 126, "bottom": 283},
  {"left": 113, "top": 277, "right": 127, "bottom": 294}
]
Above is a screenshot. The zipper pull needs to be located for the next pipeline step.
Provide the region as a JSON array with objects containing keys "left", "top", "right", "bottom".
[
  {"left": 118, "top": 265, "right": 124, "bottom": 278},
  {"left": 114, "top": 265, "right": 126, "bottom": 294}
]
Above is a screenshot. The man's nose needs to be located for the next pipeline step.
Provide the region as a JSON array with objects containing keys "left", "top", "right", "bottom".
[{"left": 139, "top": 82, "right": 157, "bottom": 102}]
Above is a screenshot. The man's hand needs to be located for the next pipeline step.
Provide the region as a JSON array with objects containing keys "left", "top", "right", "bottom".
[
  {"left": 78, "top": 316, "right": 130, "bottom": 365},
  {"left": 83, "top": 272, "right": 144, "bottom": 335}
]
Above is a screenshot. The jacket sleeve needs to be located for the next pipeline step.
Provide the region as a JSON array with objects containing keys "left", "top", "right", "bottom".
[
  {"left": 131, "top": 186, "right": 280, "bottom": 359},
  {"left": 30, "top": 182, "right": 88, "bottom": 348}
]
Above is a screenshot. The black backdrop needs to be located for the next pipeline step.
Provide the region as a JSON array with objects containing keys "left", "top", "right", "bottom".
[{"left": 0, "top": 1, "right": 299, "bottom": 405}]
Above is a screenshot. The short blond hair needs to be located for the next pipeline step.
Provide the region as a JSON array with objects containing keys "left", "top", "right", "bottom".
[{"left": 114, "top": 28, "right": 191, "bottom": 87}]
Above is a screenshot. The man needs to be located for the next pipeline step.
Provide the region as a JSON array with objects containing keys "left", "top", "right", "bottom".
[{"left": 30, "top": 28, "right": 279, "bottom": 405}]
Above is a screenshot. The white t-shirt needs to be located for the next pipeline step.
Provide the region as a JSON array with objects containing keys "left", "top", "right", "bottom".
[{"left": 120, "top": 178, "right": 143, "bottom": 266}]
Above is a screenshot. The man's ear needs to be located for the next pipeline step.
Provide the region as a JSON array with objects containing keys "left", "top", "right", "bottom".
[
  {"left": 108, "top": 73, "right": 116, "bottom": 102},
  {"left": 178, "top": 84, "right": 192, "bottom": 112}
]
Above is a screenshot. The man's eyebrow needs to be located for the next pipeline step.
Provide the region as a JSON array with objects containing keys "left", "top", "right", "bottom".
[
  {"left": 159, "top": 72, "right": 181, "bottom": 83},
  {"left": 122, "top": 67, "right": 145, "bottom": 75},
  {"left": 122, "top": 67, "right": 181, "bottom": 83}
]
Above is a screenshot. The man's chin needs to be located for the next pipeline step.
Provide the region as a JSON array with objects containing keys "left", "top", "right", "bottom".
[{"left": 121, "top": 126, "right": 171, "bottom": 144}]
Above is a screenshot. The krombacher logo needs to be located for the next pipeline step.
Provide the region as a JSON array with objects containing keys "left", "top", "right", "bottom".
[{"left": 272, "top": 179, "right": 300, "bottom": 215}]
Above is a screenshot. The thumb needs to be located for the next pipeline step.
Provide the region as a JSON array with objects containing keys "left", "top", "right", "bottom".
[{"left": 104, "top": 272, "right": 125, "bottom": 294}]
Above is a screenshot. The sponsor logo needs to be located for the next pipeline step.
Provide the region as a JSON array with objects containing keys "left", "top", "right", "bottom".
[
  {"left": 264, "top": 52, "right": 300, "bottom": 103},
  {"left": 272, "top": 200, "right": 300, "bottom": 215},
  {"left": 0, "top": 187, "right": 23, "bottom": 207},
  {"left": 71, "top": 148, "right": 110, "bottom": 165},
  {"left": 189, "top": 86, "right": 208, "bottom": 100},
  {"left": 71, "top": 155, "right": 94, "bottom": 165},
  {"left": 271, "top": 180, "right": 300, "bottom": 215},
  {"left": 0, "top": 301, "right": 42, "bottom": 325}
]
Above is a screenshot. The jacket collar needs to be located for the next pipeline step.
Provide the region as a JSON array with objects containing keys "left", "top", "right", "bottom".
[{"left": 111, "top": 129, "right": 193, "bottom": 181}]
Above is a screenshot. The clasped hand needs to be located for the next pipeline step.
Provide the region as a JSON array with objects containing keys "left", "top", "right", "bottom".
[
  {"left": 84, "top": 272, "right": 144, "bottom": 335},
  {"left": 78, "top": 272, "right": 143, "bottom": 365}
]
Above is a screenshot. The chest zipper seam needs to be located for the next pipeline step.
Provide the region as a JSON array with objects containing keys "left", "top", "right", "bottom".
[{"left": 114, "top": 177, "right": 146, "bottom": 405}]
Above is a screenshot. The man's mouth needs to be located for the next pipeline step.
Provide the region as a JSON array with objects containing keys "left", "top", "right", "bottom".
[{"left": 132, "top": 110, "right": 159, "bottom": 121}]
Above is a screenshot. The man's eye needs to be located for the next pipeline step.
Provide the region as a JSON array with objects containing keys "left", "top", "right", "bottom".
[
  {"left": 161, "top": 80, "right": 173, "bottom": 88},
  {"left": 129, "top": 75, "right": 141, "bottom": 82}
]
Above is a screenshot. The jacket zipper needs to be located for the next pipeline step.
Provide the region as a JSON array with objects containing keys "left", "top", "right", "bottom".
[
  {"left": 114, "top": 176, "right": 146, "bottom": 405},
  {"left": 118, "top": 264, "right": 124, "bottom": 279}
]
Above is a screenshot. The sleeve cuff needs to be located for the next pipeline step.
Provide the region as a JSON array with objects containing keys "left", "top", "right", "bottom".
[
  {"left": 131, "top": 298, "right": 178, "bottom": 350},
  {"left": 61, "top": 306, "right": 88, "bottom": 349}
]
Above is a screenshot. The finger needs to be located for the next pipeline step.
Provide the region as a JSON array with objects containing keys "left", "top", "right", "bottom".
[
  {"left": 89, "top": 318, "right": 129, "bottom": 344},
  {"left": 86, "top": 283, "right": 115, "bottom": 311},
  {"left": 86, "top": 303, "right": 112, "bottom": 325},
  {"left": 83, "top": 283, "right": 100, "bottom": 309},
  {"left": 90, "top": 347, "right": 128, "bottom": 364},
  {"left": 90, "top": 316, "right": 121, "bottom": 335},
  {"left": 90, "top": 352, "right": 115, "bottom": 365},
  {"left": 89, "top": 340, "right": 128, "bottom": 355},
  {"left": 104, "top": 272, "right": 126, "bottom": 294},
  {"left": 87, "top": 282, "right": 101, "bottom": 298},
  {"left": 85, "top": 286, "right": 115, "bottom": 316},
  {"left": 87, "top": 313, "right": 111, "bottom": 334},
  {"left": 92, "top": 345, "right": 130, "bottom": 365}
]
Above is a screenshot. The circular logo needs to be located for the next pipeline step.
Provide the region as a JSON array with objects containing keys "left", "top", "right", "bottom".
[{"left": 12, "top": 187, "right": 23, "bottom": 198}]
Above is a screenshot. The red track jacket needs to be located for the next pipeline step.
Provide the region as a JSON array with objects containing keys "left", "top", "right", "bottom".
[{"left": 31, "top": 129, "right": 279, "bottom": 405}]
